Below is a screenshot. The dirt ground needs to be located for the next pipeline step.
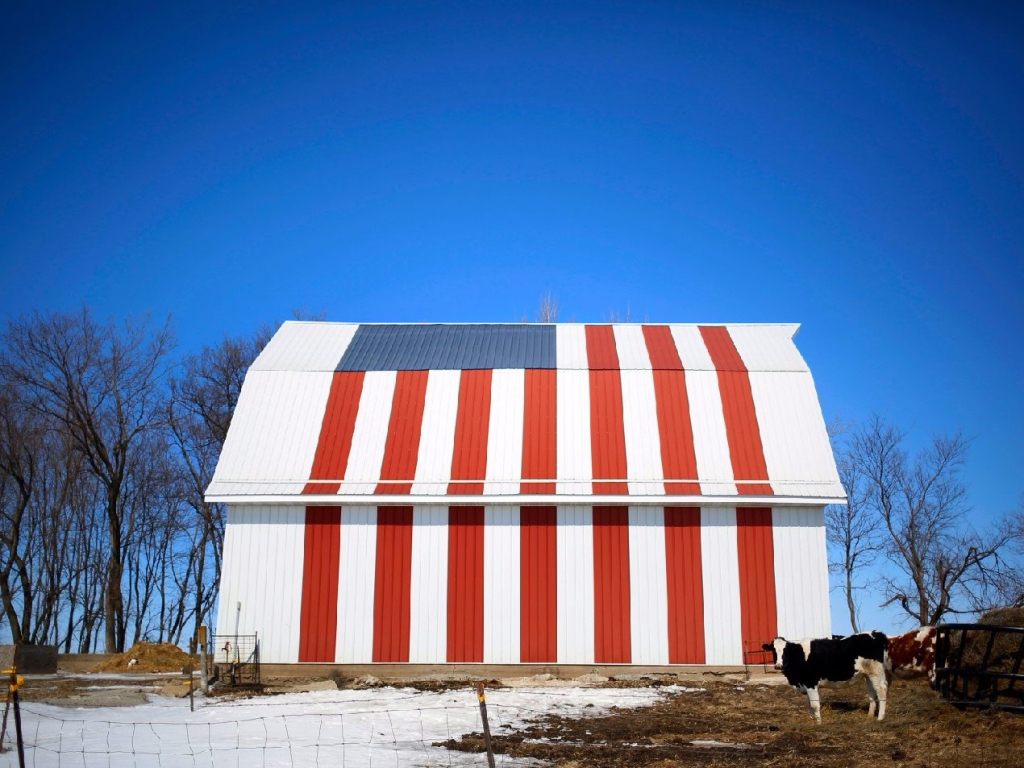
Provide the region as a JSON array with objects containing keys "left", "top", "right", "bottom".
[
  {"left": 442, "top": 675, "right": 1024, "bottom": 767},
  {"left": 12, "top": 668, "right": 1022, "bottom": 766}
]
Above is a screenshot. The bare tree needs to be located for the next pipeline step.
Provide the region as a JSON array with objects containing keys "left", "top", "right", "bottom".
[
  {"left": 854, "top": 414, "right": 1013, "bottom": 625},
  {"left": 168, "top": 332, "right": 265, "bottom": 642},
  {"left": 825, "top": 418, "right": 881, "bottom": 633},
  {"left": 0, "top": 378, "right": 41, "bottom": 643},
  {"left": 0, "top": 308, "right": 175, "bottom": 652},
  {"left": 536, "top": 291, "right": 559, "bottom": 323}
]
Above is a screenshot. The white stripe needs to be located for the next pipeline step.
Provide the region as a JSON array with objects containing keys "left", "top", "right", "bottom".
[
  {"left": 628, "top": 507, "right": 669, "bottom": 664},
  {"left": 726, "top": 325, "right": 806, "bottom": 373},
  {"left": 556, "top": 325, "right": 589, "bottom": 369},
  {"left": 216, "top": 505, "right": 305, "bottom": 663},
  {"left": 557, "top": 369, "right": 592, "bottom": 494},
  {"left": 773, "top": 507, "right": 831, "bottom": 640},
  {"left": 748, "top": 371, "right": 842, "bottom": 496},
  {"left": 250, "top": 321, "right": 359, "bottom": 372},
  {"left": 669, "top": 325, "right": 715, "bottom": 370},
  {"left": 557, "top": 506, "right": 595, "bottom": 663},
  {"left": 701, "top": 507, "right": 743, "bottom": 665},
  {"left": 484, "top": 506, "right": 521, "bottom": 663},
  {"left": 484, "top": 369, "right": 525, "bottom": 495},
  {"left": 409, "top": 507, "right": 449, "bottom": 662},
  {"left": 411, "top": 370, "right": 461, "bottom": 494},
  {"left": 212, "top": 372, "right": 334, "bottom": 487},
  {"left": 612, "top": 325, "right": 653, "bottom": 370},
  {"left": 344, "top": 370, "right": 397, "bottom": 493},
  {"left": 686, "top": 371, "right": 736, "bottom": 495},
  {"left": 620, "top": 369, "right": 665, "bottom": 495},
  {"left": 335, "top": 506, "right": 377, "bottom": 663}
]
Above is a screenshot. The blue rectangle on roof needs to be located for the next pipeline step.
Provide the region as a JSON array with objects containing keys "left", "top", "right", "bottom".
[{"left": 337, "top": 324, "right": 557, "bottom": 371}]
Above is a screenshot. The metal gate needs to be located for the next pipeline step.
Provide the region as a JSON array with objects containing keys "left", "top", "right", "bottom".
[{"left": 934, "top": 623, "right": 1024, "bottom": 713}]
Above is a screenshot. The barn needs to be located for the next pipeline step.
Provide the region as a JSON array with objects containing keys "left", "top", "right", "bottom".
[{"left": 206, "top": 322, "right": 843, "bottom": 666}]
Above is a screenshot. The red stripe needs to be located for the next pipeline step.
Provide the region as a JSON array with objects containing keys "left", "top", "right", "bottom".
[
  {"left": 643, "top": 326, "right": 700, "bottom": 494},
  {"left": 736, "top": 507, "right": 777, "bottom": 656},
  {"left": 586, "top": 326, "right": 628, "bottom": 494},
  {"left": 521, "top": 369, "right": 556, "bottom": 494},
  {"left": 375, "top": 370, "right": 429, "bottom": 495},
  {"left": 664, "top": 507, "right": 705, "bottom": 663},
  {"left": 308, "top": 371, "right": 365, "bottom": 484},
  {"left": 372, "top": 506, "right": 413, "bottom": 661},
  {"left": 448, "top": 370, "right": 492, "bottom": 495},
  {"left": 586, "top": 325, "right": 621, "bottom": 369},
  {"left": 447, "top": 506, "right": 485, "bottom": 661},
  {"left": 520, "top": 506, "right": 557, "bottom": 661},
  {"left": 302, "top": 482, "right": 341, "bottom": 494},
  {"left": 593, "top": 506, "right": 631, "bottom": 662},
  {"left": 642, "top": 325, "right": 684, "bottom": 370},
  {"left": 298, "top": 507, "right": 341, "bottom": 662},
  {"left": 699, "top": 327, "right": 773, "bottom": 495}
]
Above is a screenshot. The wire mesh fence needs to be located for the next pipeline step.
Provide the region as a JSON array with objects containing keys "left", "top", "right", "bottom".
[{"left": 4, "top": 685, "right": 668, "bottom": 766}]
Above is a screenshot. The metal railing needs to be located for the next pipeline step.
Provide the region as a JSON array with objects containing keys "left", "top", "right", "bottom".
[{"left": 934, "top": 623, "right": 1024, "bottom": 713}]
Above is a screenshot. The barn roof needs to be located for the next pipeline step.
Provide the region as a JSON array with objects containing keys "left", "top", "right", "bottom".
[{"left": 206, "top": 322, "right": 844, "bottom": 505}]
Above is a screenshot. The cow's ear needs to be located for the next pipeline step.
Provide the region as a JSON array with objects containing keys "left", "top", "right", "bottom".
[{"left": 761, "top": 642, "right": 773, "bottom": 652}]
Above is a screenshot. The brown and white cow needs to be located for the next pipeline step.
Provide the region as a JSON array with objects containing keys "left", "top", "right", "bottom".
[
  {"left": 762, "top": 631, "right": 889, "bottom": 724},
  {"left": 886, "top": 626, "right": 936, "bottom": 684}
]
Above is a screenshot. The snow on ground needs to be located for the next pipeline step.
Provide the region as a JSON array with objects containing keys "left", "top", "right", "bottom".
[{"left": 7, "top": 684, "right": 688, "bottom": 767}]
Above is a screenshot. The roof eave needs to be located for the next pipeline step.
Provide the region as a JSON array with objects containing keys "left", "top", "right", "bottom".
[{"left": 205, "top": 493, "right": 846, "bottom": 507}]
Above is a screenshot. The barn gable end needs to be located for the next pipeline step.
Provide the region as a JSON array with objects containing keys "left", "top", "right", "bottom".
[{"left": 208, "top": 322, "right": 842, "bottom": 665}]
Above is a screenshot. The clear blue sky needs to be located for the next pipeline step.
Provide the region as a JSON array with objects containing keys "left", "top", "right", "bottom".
[{"left": 2, "top": 2, "right": 1022, "bottom": 634}]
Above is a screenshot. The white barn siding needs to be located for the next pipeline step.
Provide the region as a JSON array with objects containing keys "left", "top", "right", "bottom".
[
  {"left": 483, "top": 506, "right": 521, "bottom": 663},
  {"left": 409, "top": 507, "right": 449, "bottom": 662},
  {"left": 619, "top": 370, "right": 665, "bottom": 495},
  {"left": 556, "top": 506, "right": 595, "bottom": 663},
  {"left": 484, "top": 370, "right": 525, "bottom": 496},
  {"left": 211, "top": 372, "right": 333, "bottom": 495},
  {"left": 344, "top": 371, "right": 397, "bottom": 494},
  {"left": 216, "top": 505, "right": 305, "bottom": 664},
  {"left": 772, "top": 506, "right": 832, "bottom": 640},
  {"left": 749, "top": 371, "right": 843, "bottom": 498},
  {"left": 628, "top": 507, "right": 669, "bottom": 664},
  {"left": 335, "top": 506, "right": 377, "bottom": 663},
  {"left": 700, "top": 507, "right": 743, "bottom": 665},
  {"left": 556, "top": 370, "right": 592, "bottom": 495},
  {"left": 411, "top": 370, "right": 460, "bottom": 496}
]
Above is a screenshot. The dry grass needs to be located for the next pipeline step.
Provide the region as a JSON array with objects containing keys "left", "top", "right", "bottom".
[{"left": 444, "top": 676, "right": 1023, "bottom": 766}]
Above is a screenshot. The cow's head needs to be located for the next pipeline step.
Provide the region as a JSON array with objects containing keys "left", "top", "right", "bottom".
[{"left": 762, "top": 637, "right": 788, "bottom": 670}]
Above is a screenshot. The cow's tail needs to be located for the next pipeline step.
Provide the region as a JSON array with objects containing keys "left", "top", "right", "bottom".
[{"left": 872, "top": 629, "right": 893, "bottom": 677}]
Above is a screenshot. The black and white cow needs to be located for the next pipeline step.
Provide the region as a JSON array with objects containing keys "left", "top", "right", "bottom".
[{"left": 761, "top": 631, "right": 888, "bottom": 724}]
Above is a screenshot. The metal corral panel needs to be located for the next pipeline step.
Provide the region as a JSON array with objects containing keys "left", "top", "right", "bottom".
[
  {"left": 218, "top": 501, "right": 832, "bottom": 665},
  {"left": 208, "top": 321, "right": 843, "bottom": 504}
]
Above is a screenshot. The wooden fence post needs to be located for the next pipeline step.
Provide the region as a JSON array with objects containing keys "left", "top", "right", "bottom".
[{"left": 475, "top": 682, "right": 496, "bottom": 768}]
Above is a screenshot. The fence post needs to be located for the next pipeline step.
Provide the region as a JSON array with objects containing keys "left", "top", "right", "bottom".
[
  {"left": 188, "top": 638, "right": 196, "bottom": 712},
  {"left": 8, "top": 667, "right": 25, "bottom": 768},
  {"left": 475, "top": 682, "right": 496, "bottom": 768},
  {"left": 198, "top": 625, "right": 209, "bottom": 695}
]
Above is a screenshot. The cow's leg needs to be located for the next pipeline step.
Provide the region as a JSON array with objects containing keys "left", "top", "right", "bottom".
[
  {"left": 806, "top": 687, "right": 822, "bottom": 724},
  {"left": 864, "top": 671, "right": 888, "bottom": 720},
  {"left": 865, "top": 676, "right": 878, "bottom": 718},
  {"left": 874, "top": 673, "right": 888, "bottom": 721}
]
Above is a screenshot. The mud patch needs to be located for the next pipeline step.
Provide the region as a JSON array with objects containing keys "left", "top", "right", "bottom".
[{"left": 441, "top": 677, "right": 1024, "bottom": 766}]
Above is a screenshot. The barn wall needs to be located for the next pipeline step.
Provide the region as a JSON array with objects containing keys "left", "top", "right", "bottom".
[
  {"left": 217, "top": 502, "right": 831, "bottom": 665},
  {"left": 216, "top": 505, "right": 305, "bottom": 663}
]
